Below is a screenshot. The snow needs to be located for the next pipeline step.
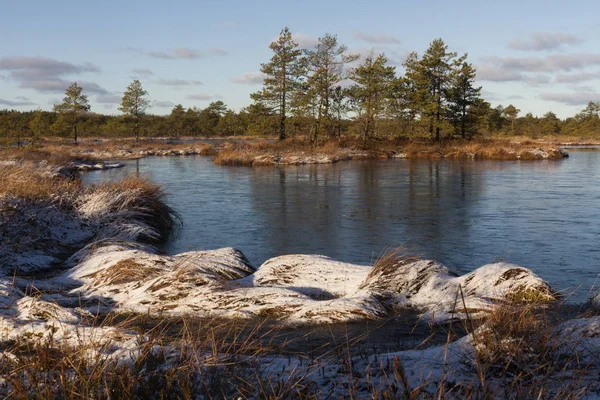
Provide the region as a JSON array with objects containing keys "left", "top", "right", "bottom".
[
  {"left": 72, "top": 161, "right": 125, "bottom": 170},
  {"left": 20, "top": 244, "right": 553, "bottom": 326},
  {"left": 592, "top": 292, "right": 600, "bottom": 309}
]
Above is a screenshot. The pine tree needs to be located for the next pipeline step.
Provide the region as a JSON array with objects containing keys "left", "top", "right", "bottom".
[
  {"left": 28, "top": 108, "right": 48, "bottom": 146},
  {"left": 420, "top": 39, "right": 457, "bottom": 141},
  {"left": 503, "top": 104, "right": 520, "bottom": 135},
  {"left": 304, "top": 33, "right": 358, "bottom": 143},
  {"left": 347, "top": 51, "right": 396, "bottom": 140},
  {"left": 396, "top": 52, "right": 429, "bottom": 137},
  {"left": 447, "top": 56, "right": 481, "bottom": 138},
  {"left": 169, "top": 104, "right": 186, "bottom": 137},
  {"left": 53, "top": 82, "right": 90, "bottom": 143},
  {"left": 120, "top": 79, "right": 150, "bottom": 140},
  {"left": 330, "top": 86, "right": 347, "bottom": 138},
  {"left": 251, "top": 27, "right": 304, "bottom": 140}
]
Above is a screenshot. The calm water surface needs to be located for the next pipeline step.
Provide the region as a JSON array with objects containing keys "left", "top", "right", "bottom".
[{"left": 83, "top": 149, "right": 600, "bottom": 302}]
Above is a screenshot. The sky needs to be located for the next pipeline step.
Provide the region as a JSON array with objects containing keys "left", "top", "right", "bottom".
[{"left": 1, "top": 0, "right": 600, "bottom": 118}]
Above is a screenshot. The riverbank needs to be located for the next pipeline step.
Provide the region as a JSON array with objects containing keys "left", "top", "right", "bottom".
[
  {"left": 1, "top": 159, "right": 599, "bottom": 397},
  {"left": 214, "top": 138, "right": 569, "bottom": 166},
  {"left": 5, "top": 137, "right": 571, "bottom": 168}
]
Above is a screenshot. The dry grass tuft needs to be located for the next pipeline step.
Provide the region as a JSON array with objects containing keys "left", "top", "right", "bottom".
[
  {"left": 453, "top": 295, "right": 597, "bottom": 398},
  {"left": 90, "top": 258, "right": 163, "bottom": 286},
  {"left": 363, "top": 247, "right": 420, "bottom": 283},
  {"left": 83, "top": 176, "right": 182, "bottom": 241}
]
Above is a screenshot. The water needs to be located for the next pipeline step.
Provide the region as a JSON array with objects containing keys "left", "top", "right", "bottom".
[{"left": 82, "top": 149, "right": 600, "bottom": 302}]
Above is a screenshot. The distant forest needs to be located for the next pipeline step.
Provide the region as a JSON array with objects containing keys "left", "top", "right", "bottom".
[{"left": 2, "top": 29, "right": 600, "bottom": 144}]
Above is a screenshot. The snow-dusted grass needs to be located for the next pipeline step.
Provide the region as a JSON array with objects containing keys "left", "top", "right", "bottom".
[
  {"left": 0, "top": 164, "right": 179, "bottom": 275},
  {"left": 32, "top": 243, "right": 555, "bottom": 326},
  {"left": 1, "top": 306, "right": 598, "bottom": 398},
  {"left": 39, "top": 140, "right": 216, "bottom": 160}
]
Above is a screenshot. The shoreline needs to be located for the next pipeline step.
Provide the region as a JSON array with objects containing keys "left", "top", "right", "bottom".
[{"left": 7, "top": 137, "right": 575, "bottom": 167}]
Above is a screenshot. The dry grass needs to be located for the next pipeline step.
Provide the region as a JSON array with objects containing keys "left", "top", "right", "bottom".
[
  {"left": 40, "top": 140, "right": 216, "bottom": 160},
  {"left": 0, "top": 147, "right": 96, "bottom": 165},
  {"left": 445, "top": 292, "right": 598, "bottom": 399},
  {"left": 361, "top": 247, "right": 420, "bottom": 286},
  {"left": 493, "top": 134, "right": 600, "bottom": 146},
  {"left": 214, "top": 138, "right": 386, "bottom": 166},
  {"left": 89, "top": 258, "right": 163, "bottom": 286},
  {"left": 213, "top": 137, "right": 566, "bottom": 166},
  {"left": 2, "top": 307, "right": 596, "bottom": 399},
  {"left": 0, "top": 316, "right": 318, "bottom": 399},
  {"left": 0, "top": 164, "right": 80, "bottom": 201},
  {"left": 403, "top": 138, "right": 565, "bottom": 160}
]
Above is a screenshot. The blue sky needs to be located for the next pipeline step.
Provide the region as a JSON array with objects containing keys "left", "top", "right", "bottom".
[{"left": 1, "top": 0, "right": 599, "bottom": 118}]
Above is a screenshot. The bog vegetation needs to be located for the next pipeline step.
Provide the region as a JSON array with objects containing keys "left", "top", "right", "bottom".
[{"left": 2, "top": 29, "right": 600, "bottom": 146}]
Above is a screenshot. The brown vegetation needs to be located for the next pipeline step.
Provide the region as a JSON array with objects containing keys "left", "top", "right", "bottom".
[
  {"left": 213, "top": 137, "right": 567, "bottom": 166},
  {"left": 41, "top": 140, "right": 216, "bottom": 160},
  {"left": 0, "top": 164, "right": 80, "bottom": 201}
]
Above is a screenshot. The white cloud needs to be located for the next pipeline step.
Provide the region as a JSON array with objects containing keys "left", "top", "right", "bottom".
[
  {"left": 158, "top": 79, "right": 203, "bottom": 86},
  {"left": 291, "top": 33, "right": 319, "bottom": 50},
  {"left": 131, "top": 68, "right": 153, "bottom": 76},
  {"left": 0, "top": 97, "right": 36, "bottom": 106},
  {"left": 0, "top": 56, "right": 106, "bottom": 94},
  {"left": 128, "top": 47, "right": 228, "bottom": 60},
  {"left": 509, "top": 32, "right": 582, "bottom": 51},
  {"left": 96, "top": 94, "right": 122, "bottom": 104},
  {"left": 153, "top": 100, "right": 176, "bottom": 108},
  {"left": 555, "top": 71, "right": 600, "bottom": 83},
  {"left": 540, "top": 89, "right": 600, "bottom": 106},
  {"left": 353, "top": 31, "right": 401, "bottom": 45},
  {"left": 230, "top": 71, "right": 265, "bottom": 85},
  {"left": 481, "top": 53, "right": 600, "bottom": 73},
  {"left": 186, "top": 93, "right": 213, "bottom": 101}
]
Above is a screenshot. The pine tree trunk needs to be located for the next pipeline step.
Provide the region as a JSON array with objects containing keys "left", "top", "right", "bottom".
[
  {"left": 435, "top": 96, "right": 441, "bottom": 141},
  {"left": 461, "top": 105, "right": 466, "bottom": 139},
  {"left": 279, "top": 102, "right": 286, "bottom": 141},
  {"left": 73, "top": 124, "right": 78, "bottom": 144},
  {"left": 314, "top": 103, "right": 323, "bottom": 146},
  {"left": 280, "top": 77, "right": 286, "bottom": 140}
]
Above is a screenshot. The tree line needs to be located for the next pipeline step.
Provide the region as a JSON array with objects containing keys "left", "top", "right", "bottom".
[{"left": 1, "top": 29, "right": 600, "bottom": 145}]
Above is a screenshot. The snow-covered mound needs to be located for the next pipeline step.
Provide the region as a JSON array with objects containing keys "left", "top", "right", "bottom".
[
  {"left": 360, "top": 259, "right": 556, "bottom": 321},
  {"left": 244, "top": 254, "right": 370, "bottom": 298},
  {"left": 39, "top": 245, "right": 557, "bottom": 325}
]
